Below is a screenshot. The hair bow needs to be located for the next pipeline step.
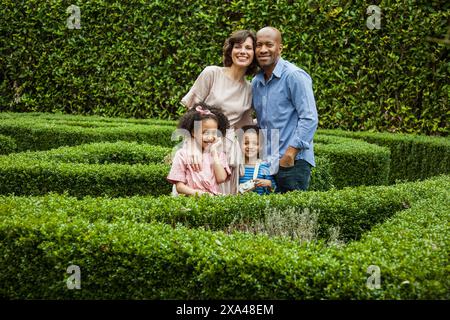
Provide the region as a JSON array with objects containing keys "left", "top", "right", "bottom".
[{"left": 195, "top": 106, "right": 213, "bottom": 116}]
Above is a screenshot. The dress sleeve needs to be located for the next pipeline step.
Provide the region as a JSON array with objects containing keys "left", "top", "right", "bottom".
[
  {"left": 181, "top": 66, "right": 215, "bottom": 109},
  {"left": 167, "top": 150, "right": 188, "bottom": 184}
]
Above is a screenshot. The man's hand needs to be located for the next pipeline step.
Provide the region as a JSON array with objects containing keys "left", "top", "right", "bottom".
[{"left": 279, "top": 146, "right": 299, "bottom": 167}]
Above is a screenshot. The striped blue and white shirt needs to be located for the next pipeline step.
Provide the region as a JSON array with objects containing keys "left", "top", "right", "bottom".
[{"left": 239, "top": 162, "right": 277, "bottom": 195}]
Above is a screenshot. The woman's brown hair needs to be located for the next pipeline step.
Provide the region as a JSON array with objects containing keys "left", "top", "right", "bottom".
[{"left": 223, "top": 30, "right": 258, "bottom": 76}]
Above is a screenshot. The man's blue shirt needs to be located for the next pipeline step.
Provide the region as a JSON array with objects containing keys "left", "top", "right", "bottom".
[{"left": 251, "top": 58, "right": 318, "bottom": 174}]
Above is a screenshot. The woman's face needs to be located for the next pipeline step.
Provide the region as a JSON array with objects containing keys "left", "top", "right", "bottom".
[{"left": 231, "top": 37, "right": 254, "bottom": 69}]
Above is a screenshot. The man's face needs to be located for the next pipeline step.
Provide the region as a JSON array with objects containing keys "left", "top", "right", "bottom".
[{"left": 255, "top": 30, "right": 282, "bottom": 69}]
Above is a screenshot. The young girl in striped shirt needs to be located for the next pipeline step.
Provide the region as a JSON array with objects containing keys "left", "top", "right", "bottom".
[{"left": 238, "top": 125, "right": 276, "bottom": 195}]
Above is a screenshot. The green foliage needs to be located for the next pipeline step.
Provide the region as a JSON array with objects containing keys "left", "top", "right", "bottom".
[
  {"left": 319, "top": 129, "right": 450, "bottom": 183},
  {"left": 315, "top": 135, "right": 390, "bottom": 188},
  {"left": 0, "top": 111, "right": 448, "bottom": 299},
  {"left": 0, "top": 134, "right": 16, "bottom": 155},
  {"left": 0, "top": 177, "right": 448, "bottom": 299},
  {"left": 1, "top": 175, "right": 448, "bottom": 242},
  {"left": 309, "top": 156, "right": 335, "bottom": 191},
  {"left": 1, "top": 1, "right": 448, "bottom": 135},
  {"left": 0, "top": 111, "right": 177, "bottom": 126},
  {"left": 0, "top": 142, "right": 172, "bottom": 198},
  {"left": 336, "top": 192, "right": 450, "bottom": 299},
  {"left": 42, "top": 141, "right": 171, "bottom": 164},
  {"left": 0, "top": 117, "right": 177, "bottom": 151},
  {"left": 0, "top": 140, "right": 333, "bottom": 197}
]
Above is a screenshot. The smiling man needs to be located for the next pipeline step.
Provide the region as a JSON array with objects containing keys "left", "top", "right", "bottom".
[{"left": 252, "top": 27, "right": 318, "bottom": 193}]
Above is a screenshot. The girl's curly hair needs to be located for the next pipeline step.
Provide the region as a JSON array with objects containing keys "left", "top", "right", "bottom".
[{"left": 178, "top": 102, "right": 230, "bottom": 137}]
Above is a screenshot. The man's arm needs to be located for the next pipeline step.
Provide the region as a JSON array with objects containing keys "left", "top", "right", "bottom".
[{"left": 280, "top": 70, "right": 318, "bottom": 166}]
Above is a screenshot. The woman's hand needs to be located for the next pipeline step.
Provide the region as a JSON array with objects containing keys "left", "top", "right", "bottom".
[{"left": 186, "top": 138, "right": 202, "bottom": 172}]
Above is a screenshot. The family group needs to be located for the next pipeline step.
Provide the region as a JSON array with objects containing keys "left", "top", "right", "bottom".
[{"left": 167, "top": 27, "right": 318, "bottom": 196}]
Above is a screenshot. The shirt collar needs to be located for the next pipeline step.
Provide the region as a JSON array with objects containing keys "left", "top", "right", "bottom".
[
  {"left": 272, "top": 57, "right": 285, "bottom": 78},
  {"left": 255, "top": 57, "right": 285, "bottom": 84}
]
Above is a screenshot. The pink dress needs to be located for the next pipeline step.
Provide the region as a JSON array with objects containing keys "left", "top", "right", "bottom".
[
  {"left": 181, "top": 66, "right": 253, "bottom": 194},
  {"left": 167, "top": 146, "right": 231, "bottom": 195}
]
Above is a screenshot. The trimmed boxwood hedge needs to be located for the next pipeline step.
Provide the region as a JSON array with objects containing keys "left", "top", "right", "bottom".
[
  {"left": 0, "top": 117, "right": 176, "bottom": 151},
  {"left": 0, "top": 159, "right": 171, "bottom": 198},
  {"left": 0, "top": 142, "right": 172, "bottom": 198},
  {"left": 40, "top": 141, "right": 172, "bottom": 165},
  {"left": 0, "top": 178, "right": 448, "bottom": 299},
  {"left": 0, "top": 141, "right": 334, "bottom": 197},
  {"left": 1, "top": 113, "right": 391, "bottom": 189},
  {"left": 1, "top": 175, "right": 448, "bottom": 242},
  {"left": 0, "top": 111, "right": 177, "bottom": 126},
  {"left": 319, "top": 129, "right": 450, "bottom": 183},
  {"left": 314, "top": 135, "right": 390, "bottom": 188},
  {"left": 0, "top": 134, "right": 16, "bottom": 155}
]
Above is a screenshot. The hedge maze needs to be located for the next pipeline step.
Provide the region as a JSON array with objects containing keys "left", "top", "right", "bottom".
[{"left": 0, "top": 112, "right": 449, "bottom": 299}]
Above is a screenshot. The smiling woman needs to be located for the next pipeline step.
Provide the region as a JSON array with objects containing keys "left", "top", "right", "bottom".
[{"left": 180, "top": 30, "right": 258, "bottom": 195}]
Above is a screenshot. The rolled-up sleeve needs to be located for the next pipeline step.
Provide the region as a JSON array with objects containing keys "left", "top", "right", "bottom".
[
  {"left": 181, "top": 66, "right": 214, "bottom": 109},
  {"left": 287, "top": 70, "right": 318, "bottom": 150}
]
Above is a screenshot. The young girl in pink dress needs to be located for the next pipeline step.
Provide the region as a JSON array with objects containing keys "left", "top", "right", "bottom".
[{"left": 167, "top": 102, "right": 231, "bottom": 196}]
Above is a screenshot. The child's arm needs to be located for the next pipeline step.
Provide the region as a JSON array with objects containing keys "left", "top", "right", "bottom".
[
  {"left": 176, "top": 182, "right": 207, "bottom": 196},
  {"left": 254, "top": 179, "right": 273, "bottom": 190},
  {"left": 168, "top": 149, "right": 207, "bottom": 196},
  {"left": 210, "top": 140, "right": 229, "bottom": 184},
  {"left": 254, "top": 163, "right": 276, "bottom": 192}
]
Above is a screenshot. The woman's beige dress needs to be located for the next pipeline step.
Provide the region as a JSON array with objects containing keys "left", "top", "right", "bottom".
[{"left": 181, "top": 66, "right": 253, "bottom": 194}]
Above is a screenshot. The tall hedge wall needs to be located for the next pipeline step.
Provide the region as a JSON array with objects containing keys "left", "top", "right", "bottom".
[{"left": 0, "top": 0, "right": 448, "bottom": 135}]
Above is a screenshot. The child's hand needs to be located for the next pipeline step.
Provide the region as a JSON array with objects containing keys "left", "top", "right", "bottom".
[
  {"left": 254, "top": 179, "right": 272, "bottom": 188},
  {"left": 209, "top": 138, "right": 223, "bottom": 156}
]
